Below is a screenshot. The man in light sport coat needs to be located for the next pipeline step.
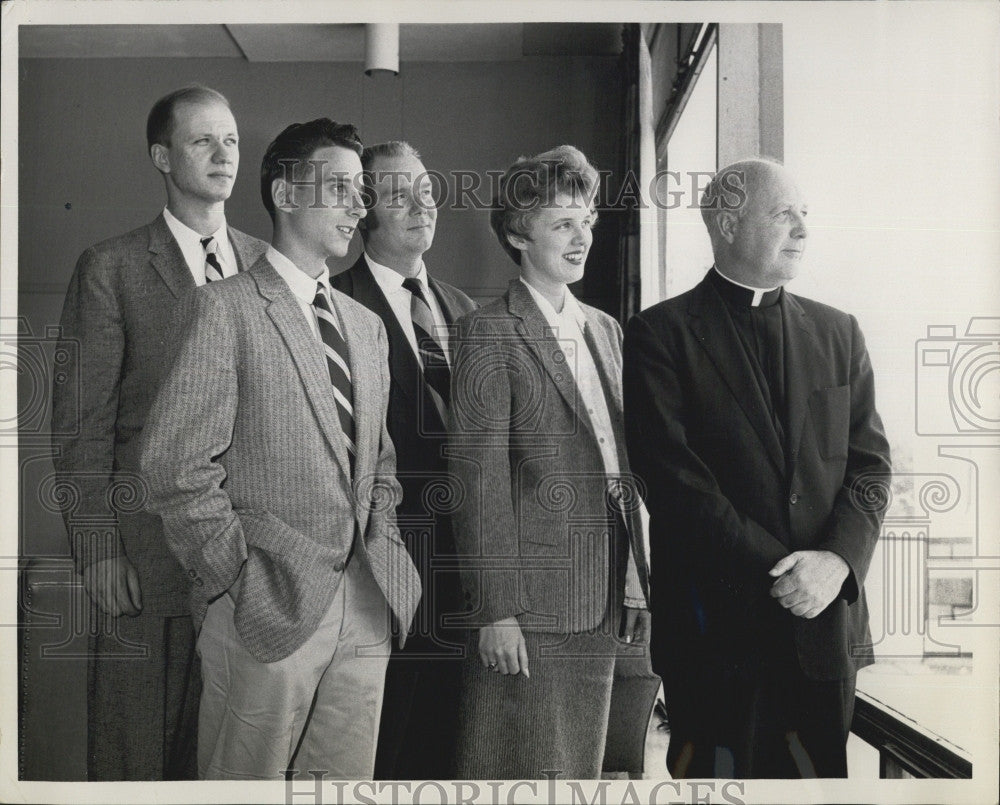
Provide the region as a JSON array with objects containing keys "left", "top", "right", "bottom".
[
  {"left": 51, "top": 85, "right": 266, "bottom": 780},
  {"left": 140, "top": 118, "right": 421, "bottom": 779}
]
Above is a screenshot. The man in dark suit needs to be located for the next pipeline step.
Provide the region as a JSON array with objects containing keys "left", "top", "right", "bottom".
[
  {"left": 139, "top": 119, "right": 420, "bottom": 779},
  {"left": 331, "top": 141, "right": 476, "bottom": 779},
  {"left": 623, "top": 158, "right": 891, "bottom": 778},
  {"left": 50, "top": 85, "right": 267, "bottom": 780}
]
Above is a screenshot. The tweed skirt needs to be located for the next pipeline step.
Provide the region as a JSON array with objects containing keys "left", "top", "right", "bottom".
[{"left": 454, "top": 623, "right": 619, "bottom": 780}]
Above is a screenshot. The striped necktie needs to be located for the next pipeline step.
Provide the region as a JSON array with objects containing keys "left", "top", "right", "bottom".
[
  {"left": 312, "top": 283, "right": 356, "bottom": 472},
  {"left": 201, "top": 236, "right": 224, "bottom": 283},
  {"left": 402, "top": 276, "right": 451, "bottom": 408}
]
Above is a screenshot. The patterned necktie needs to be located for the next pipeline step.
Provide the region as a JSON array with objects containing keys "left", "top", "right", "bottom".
[
  {"left": 402, "top": 276, "right": 451, "bottom": 408},
  {"left": 201, "top": 236, "right": 224, "bottom": 283},
  {"left": 312, "top": 283, "right": 356, "bottom": 472}
]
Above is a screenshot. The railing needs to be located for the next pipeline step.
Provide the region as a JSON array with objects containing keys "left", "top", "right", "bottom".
[{"left": 851, "top": 691, "right": 972, "bottom": 779}]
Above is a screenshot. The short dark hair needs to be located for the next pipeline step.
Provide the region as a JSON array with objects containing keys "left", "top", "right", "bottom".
[
  {"left": 259, "top": 118, "right": 364, "bottom": 221},
  {"left": 490, "top": 145, "right": 599, "bottom": 266},
  {"left": 358, "top": 140, "right": 423, "bottom": 241},
  {"left": 146, "top": 85, "right": 230, "bottom": 153}
]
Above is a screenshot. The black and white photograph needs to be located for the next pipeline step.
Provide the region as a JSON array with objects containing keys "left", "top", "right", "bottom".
[{"left": 2, "top": 1, "right": 998, "bottom": 803}]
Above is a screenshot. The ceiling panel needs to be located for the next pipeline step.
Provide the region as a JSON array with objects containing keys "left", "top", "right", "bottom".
[
  {"left": 227, "top": 23, "right": 364, "bottom": 62},
  {"left": 19, "top": 24, "right": 243, "bottom": 59},
  {"left": 19, "top": 23, "right": 622, "bottom": 62}
]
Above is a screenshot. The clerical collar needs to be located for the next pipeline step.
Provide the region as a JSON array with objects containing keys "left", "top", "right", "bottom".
[{"left": 710, "top": 267, "right": 783, "bottom": 308}]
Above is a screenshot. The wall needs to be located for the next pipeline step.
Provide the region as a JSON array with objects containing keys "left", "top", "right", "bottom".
[{"left": 18, "top": 53, "right": 623, "bottom": 558}]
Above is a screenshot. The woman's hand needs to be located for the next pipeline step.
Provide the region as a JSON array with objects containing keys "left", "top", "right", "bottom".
[{"left": 479, "top": 616, "right": 530, "bottom": 677}]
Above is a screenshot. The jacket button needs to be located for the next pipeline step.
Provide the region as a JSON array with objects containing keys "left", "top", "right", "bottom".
[
  {"left": 333, "top": 561, "right": 345, "bottom": 572},
  {"left": 789, "top": 492, "right": 799, "bottom": 505}
]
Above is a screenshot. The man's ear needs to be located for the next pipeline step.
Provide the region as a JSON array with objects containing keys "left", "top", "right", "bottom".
[
  {"left": 272, "top": 178, "right": 293, "bottom": 213},
  {"left": 150, "top": 144, "right": 170, "bottom": 175},
  {"left": 716, "top": 210, "right": 740, "bottom": 244},
  {"left": 358, "top": 206, "right": 375, "bottom": 235}
]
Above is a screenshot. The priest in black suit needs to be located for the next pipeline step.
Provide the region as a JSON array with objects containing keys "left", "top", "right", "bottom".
[
  {"left": 623, "top": 158, "right": 891, "bottom": 778},
  {"left": 331, "top": 141, "right": 477, "bottom": 779}
]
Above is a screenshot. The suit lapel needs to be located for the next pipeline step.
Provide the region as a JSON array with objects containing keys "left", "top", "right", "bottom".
[
  {"left": 507, "top": 280, "right": 600, "bottom": 439},
  {"left": 350, "top": 259, "right": 423, "bottom": 405},
  {"left": 782, "top": 291, "right": 828, "bottom": 465},
  {"left": 581, "top": 308, "right": 623, "bottom": 416},
  {"left": 688, "top": 277, "right": 785, "bottom": 474},
  {"left": 429, "top": 277, "right": 463, "bottom": 325},
  {"left": 146, "top": 214, "right": 196, "bottom": 299},
  {"left": 508, "top": 281, "right": 584, "bottom": 415},
  {"left": 228, "top": 226, "right": 264, "bottom": 272},
  {"left": 252, "top": 259, "right": 353, "bottom": 482}
]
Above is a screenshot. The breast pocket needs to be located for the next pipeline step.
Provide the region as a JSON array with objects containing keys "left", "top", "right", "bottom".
[{"left": 808, "top": 385, "right": 851, "bottom": 459}]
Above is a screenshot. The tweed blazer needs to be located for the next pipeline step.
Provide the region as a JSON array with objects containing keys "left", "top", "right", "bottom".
[
  {"left": 139, "top": 256, "right": 421, "bottom": 663},
  {"left": 623, "top": 272, "right": 891, "bottom": 682},
  {"left": 51, "top": 214, "right": 267, "bottom": 613},
  {"left": 448, "top": 279, "right": 651, "bottom": 635}
]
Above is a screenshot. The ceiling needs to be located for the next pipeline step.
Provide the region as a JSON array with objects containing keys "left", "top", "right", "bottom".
[{"left": 19, "top": 23, "right": 623, "bottom": 61}]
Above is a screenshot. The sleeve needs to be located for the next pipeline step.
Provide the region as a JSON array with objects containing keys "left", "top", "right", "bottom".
[
  {"left": 818, "top": 315, "right": 892, "bottom": 602},
  {"left": 610, "top": 317, "right": 649, "bottom": 609},
  {"left": 138, "top": 288, "right": 247, "bottom": 601},
  {"left": 622, "top": 312, "right": 790, "bottom": 585},
  {"left": 370, "top": 321, "right": 422, "bottom": 629},
  {"left": 448, "top": 314, "right": 524, "bottom": 625},
  {"left": 51, "top": 246, "right": 127, "bottom": 573},
  {"left": 623, "top": 551, "right": 646, "bottom": 608}
]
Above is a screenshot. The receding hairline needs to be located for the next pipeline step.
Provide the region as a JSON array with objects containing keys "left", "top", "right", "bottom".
[
  {"left": 168, "top": 96, "right": 237, "bottom": 130},
  {"left": 362, "top": 141, "right": 422, "bottom": 170},
  {"left": 700, "top": 157, "right": 795, "bottom": 227}
]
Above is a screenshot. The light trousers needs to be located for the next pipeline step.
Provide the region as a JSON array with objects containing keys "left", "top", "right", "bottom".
[{"left": 196, "top": 551, "right": 391, "bottom": 780}]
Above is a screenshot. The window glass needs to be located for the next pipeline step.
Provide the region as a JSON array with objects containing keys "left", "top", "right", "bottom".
[{"left": 782, "top": 15, "right": 998, "bottom": 756}]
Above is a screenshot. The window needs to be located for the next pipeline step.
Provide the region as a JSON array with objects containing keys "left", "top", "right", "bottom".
[{"left": 782, "top": 13, "right": 995, "bottom": 773}]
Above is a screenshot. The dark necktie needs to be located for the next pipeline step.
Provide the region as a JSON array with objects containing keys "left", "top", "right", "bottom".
[
  {"left": 402, "top": 277, "right": 451, "bottom": 409},
  {"left": 201, "top": 236, "right": 224, "bottom": 283},
  {"left": 312, "top": 283, "right": 356, "bottom": 472}
]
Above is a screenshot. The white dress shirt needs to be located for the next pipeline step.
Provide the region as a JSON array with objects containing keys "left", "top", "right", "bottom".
[
  {"left": 163, "top": 206, "right": 237, "bottom": 285},
  {"left": 366, "top": 255, "right": 450, "bottom": 364},
  {"left": 519, "top": 278, "right": 646, "bottom": 607},
  {"left": 266, "top": 246, "right": 335, "bottom": 341}
]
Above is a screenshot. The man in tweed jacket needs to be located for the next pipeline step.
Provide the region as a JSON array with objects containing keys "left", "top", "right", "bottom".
[
  {"left": 140, "top": 119, "right": 420, "bottom": 780},
  {"left": 51, "top": 85, "right": 267, "bottom": 780}
]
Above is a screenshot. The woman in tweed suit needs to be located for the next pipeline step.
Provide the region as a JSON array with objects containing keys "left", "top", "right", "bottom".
[{"left": 448, "top": 146, "right": 651, "bottom": 779}]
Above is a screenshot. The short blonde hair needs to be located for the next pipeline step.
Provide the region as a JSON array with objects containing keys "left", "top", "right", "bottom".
[{"left": 491, "top": 145, "right": 599, "bottom": 266}]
